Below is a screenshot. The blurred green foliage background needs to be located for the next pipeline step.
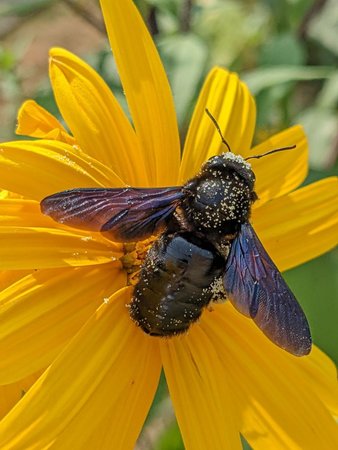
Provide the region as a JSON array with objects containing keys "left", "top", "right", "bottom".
[{"left": 0, "top": 1, "right": 337, "bottom": 448}]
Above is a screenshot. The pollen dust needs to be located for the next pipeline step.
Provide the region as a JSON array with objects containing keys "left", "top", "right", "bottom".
[{"left": 120, "top": 236, "right": 157, "bottom": 285}]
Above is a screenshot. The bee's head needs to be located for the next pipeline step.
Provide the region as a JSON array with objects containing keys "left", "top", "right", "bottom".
[
  {"left": 202, "top": 152, "right": 256, "bottom": 192},
  {"left": 182, "top": 152, "right": 258, "bottom": 234}
]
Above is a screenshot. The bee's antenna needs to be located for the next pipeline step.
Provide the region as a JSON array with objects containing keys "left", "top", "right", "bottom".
[
  {"left": 245, "top": 145, "right": 297, "bottom": 161},
  {"left": 205, "top": 108, "right": 232, "bottom": 153}
]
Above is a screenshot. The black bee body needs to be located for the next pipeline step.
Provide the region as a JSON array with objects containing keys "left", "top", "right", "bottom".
[
  {"left": 129, "top": 153, "right": 256, "bottom": 336},
  {"left": 130, "top": 232, "right": 224, "bottom": 336},
  {"left": 41, "top": 150, "right": 312, "bottom": 356}
]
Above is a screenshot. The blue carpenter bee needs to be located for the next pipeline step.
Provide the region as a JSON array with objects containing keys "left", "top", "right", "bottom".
[{"left": 41, "top": 110, "right": 311, "bottom": 356}]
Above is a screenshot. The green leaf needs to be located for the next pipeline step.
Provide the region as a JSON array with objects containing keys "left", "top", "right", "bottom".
[
  {"left": 308, "top": 0, "right": 338, "bottom": 56},
  {"left": 157, "top": 33, "right": 208, "bottom": 127},
  {"left": 0, "top": 0, "right": 53, "bottom": 16},
  {"left": 243, "top": 66, "right": 333, "bottom": 95},
  {"left": 0, "top": 47, "right": 15, "bottom": 71},
  {"left": 258, "top": 33, "right": 306, "bottom": 66},
  {"left": 194, "top": 0, "right": 270, "bottom": 69},
  {"left": 316, "top": 71, "right": 338, "bottom": 109},
  {"left": 154, "top": 420, "right": 184, "bottom": 450},
  {"left": 296, "top": 107, "right": 338, "bottom": 170}
]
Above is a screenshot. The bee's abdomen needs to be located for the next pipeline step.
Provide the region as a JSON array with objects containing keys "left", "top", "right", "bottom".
[{"left": 129, "top": 232, "right": 224, "bottom": 336}]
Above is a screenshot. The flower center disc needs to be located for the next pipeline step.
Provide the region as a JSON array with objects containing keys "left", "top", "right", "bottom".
[{"left": 120, "top": 237, "right": 157, "bottom": 285}]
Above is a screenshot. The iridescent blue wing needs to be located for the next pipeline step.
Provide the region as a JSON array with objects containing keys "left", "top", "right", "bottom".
[
  {"left": 223, "top": 222, "right": 311, "bottom": 356},
  {"left": 41, "top": 187, "right": 183, "bottom": 242}
]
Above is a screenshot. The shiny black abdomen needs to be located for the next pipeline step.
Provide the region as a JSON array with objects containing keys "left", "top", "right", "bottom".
[{"left": 129, "top": 232, "right": 225, "bottom": 335}]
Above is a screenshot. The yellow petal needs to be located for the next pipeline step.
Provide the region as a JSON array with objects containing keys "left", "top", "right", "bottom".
[
  {"left": 250, "top": 125, "right": 308, "bottom": 205},
  {"left": 0, "top": 140, "right": 124, "bottom": 201},
  {"left": 0, "top": 190, "right": 9, "bottom": 200},
  {"left": 0, "top": 227, "right": 120, "bottom": 269},
  {"left": 200, "top": 303, "right": 338, "bottom": 449},
  {"left": 0, "top": 199, "right": 60, "bottom": 227},
  {"left": 100, "top": 0, "right": 180, "bottom": 186},
  {"left": 0, "top": 270, "right": 33, "bottom": 291},
  {"left": 0, "top": 198, "right": 118, "bottom": 241},
  {"left": 0, "top": 288, "right": 161, "bottom": 450},
  {"left": 49, "top": 48, "right": 149, "bottom": 186},
  {"left": 0, "top": 190, "right": 22, "bottom": 200},
  {"left": 253, "top": 177, "right": 338, "bottom": 271},
  {"left": 179, "top": 67, "right": 256, "bottom": 183},
  {"left": 0, "top": 198, "right": 123, "bottom": 264},
  {"left": 296, "top": 346, "right": 338, "bottom": 417},
  {"left": 0, "top": 266, "right": 125, "bottom": 384},
  {"left": 160, "top": 329, "right": 242, "bottom": 450},
  {"left": 16, "top": 100, "right": 75, "bottom": 145},
  {"left": 0, "top": 371, "right": 42, "bottom": 420}
]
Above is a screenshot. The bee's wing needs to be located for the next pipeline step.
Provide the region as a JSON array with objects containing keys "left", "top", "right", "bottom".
[
  {"left": 41, "top": 187, "right": 183, "bottom": 241},
  {"left": 223, "top": 223, "right": 312, "bottom": 356}
]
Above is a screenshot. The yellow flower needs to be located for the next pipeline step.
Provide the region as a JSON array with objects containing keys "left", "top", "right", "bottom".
[{"left": 0, "top": 0, "right": 337, "bottom": 448}]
